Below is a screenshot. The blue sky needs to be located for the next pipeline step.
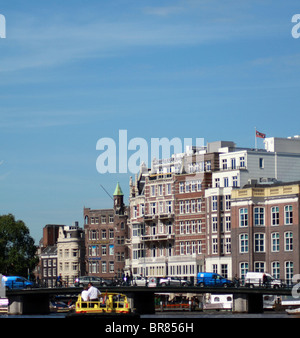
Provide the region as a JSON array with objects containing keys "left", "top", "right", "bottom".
[{"left": 1, "top": 0, "right": 300, "bottom": 242}]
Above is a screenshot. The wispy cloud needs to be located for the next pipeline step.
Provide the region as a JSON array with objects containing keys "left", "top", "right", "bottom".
[{"left": 0, "top": 2, "right": 285, "bottom": 74}]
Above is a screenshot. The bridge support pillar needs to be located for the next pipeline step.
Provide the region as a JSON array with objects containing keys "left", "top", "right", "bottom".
[
  {"left": 8, "top": 294, "right": 50, "bottom": 315},
  {"left": 125, "top": 292, "right": 155, "bottom": 314},
  {"left": 232, "top": 293, "right": 263, "bottom": 314}
]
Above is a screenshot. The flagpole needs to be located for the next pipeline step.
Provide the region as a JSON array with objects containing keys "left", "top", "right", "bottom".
[{"left": 255, "top": 127, "right": 257, "bottom": 150}]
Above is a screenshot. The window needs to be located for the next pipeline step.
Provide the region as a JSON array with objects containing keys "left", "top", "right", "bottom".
[
  {"left": 140, "top": 203, "right": 144, "bottom": 216},
  {"left": 150, "top": 202, "right": 156, "bottom": 215},
  {"left": 197, "top": 220, "right": 202, "bottom": 233},
  {"left": 185, "top": 181, "right": 190, "bottom": 193},
  {"left": 221, "top": 264, "right": 229, "bottom": 278},
  {"left": 191, "top": 199, "right": 196, "bottom": 213},
  {"left": 159, "top": 201, "right": 164, "bottom": 213},
  {"left": 109, "top": 262, "right": 114, "bottom": 273},
  {"left": 101, "top": 245, "right": 107, "bottom": 256},
  {"left": 180, "top": 222, "right": 184, "bottom": 234},
  {"left": 271, "top": 233, "right": 279, "bottom": 252},
  {"left": 101, "top": 230, "right": 106, "bottom": 239},
  {"left": 233, "top": 176, "right": 238, "bottom": 187},
  {"left": 133, "top": 206, "right": 137, "bottom": 218},
  {"left": 185, "top": 200, "right": 190, "bottom": 213},
  {"left": 239, "top": 208, "right": 248, "bottom": 227},
  {"left": 151, "top": 185, "right": 155, "bottom": 196},
  {"left": 90, "top": 230, "right": 98, "bottom": 240},
  {"left": 206, "top": 160, "right": 211, "bottom": 171},
  {"left": 254, "top": 207, "right": 265, "bottom": 226},
  {"left": 186, "top": 242, "right": 190, "bottom": 255},
  {"left": 179, "top": 182, "right": 184, "bottom": 193},
  {"left": 214, "top": 178, "right": 220, "bottom": 187},
  {"left": 225, "top": 238, "right": 231, "bottom": 254},
  {"left": 180, "top": 242, "right": 184, "bottom": 255},
  {"left": 240, "top": 234, "right": 248, "bottom": 253},
  {"left": 158, "top": 184, "right": 163, "bottom": 196},
  {"left": 212, "top": 238, "right": 218, "bottom": 254},
  {"left": 212, "top": 217, "right": 218, "bottom": 232},
  {"left": 72, "top": 263, "right": 78, "bottom": 272},
  {"left": 285, "top": 262, "right": 294, "bottom": 285},
  {"left": 240, "top": 262, "right": 248, "bottom": 280},
  {"left": 259, "top": 158, "right": 264, "bottom": 169},
  {"left": 198, "top": 240, "right": 202, "bottom": 254},
  {"left": 222, "top": 159, "right": 227, "bottom": 169},
  {"left": 285, "top": 205, "right": 293, "bottom": 225},
  {"left": 225, "top": 195, "right": 231, "bottom": 210},
  {"left": 192, "top": 220, "right": 196, "bottom": 233},
  {"left": 254, "top": 262, "right": 265, "bottom": 272},
  {"left": 231, "top": 158, "right": 236, "bottom": 170},
  {"left": 179, "top": 201, "right": 184, "bottom": 214},
  {"left": 240, "top": 156, "right": 245, "bottom": 168},
  {"left": 254, "top": 233, "right": 265, "bottom": 252},
  {"left": 271, "top": 206, "right": 279, "bottom": 226},
  {"left": 186, "top": 221, "right": 190, "bottom": 234},
  {"left": 225, "top": 216, "right": 231, "bottom": 232},
  {"left": 166, "top": 200, "right": 172, "bottom": 213},
  {"left": 224, "top": 177, "right": 229, "bottom": 187},
  {"left": 197, "top": 199, "right": 202, "bottom": 212},
  {"left": 212, "top": 196, "right": 218, "bottom": 211},
  {"left": 272, "top": 262, "right": 280, "bottom": 279},
  {"left": 285, "top": 232, "right": 293, "bottom": 251},
  {"left": 109, "top": 215, "right": 114, "bottom": 223}
]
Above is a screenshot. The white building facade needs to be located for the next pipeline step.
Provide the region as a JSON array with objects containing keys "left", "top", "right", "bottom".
[
  {"left": 57, "top": 223, "right": 85, "bottom": 285},
  {"left": 205, "top": 136, "right": 300, "bottom": 277}
]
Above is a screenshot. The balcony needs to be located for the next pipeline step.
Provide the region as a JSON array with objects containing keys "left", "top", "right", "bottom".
[
  {"left": 144, "top": 213, "right": 174, "bottom": 221},
  {"left": 141, "top": 233, "right": 175, "bottom": 242}
]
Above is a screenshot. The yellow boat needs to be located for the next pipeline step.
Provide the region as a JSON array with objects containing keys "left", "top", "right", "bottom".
[{"left": 75, "top": 292, "right": 131, "bottom": 314}]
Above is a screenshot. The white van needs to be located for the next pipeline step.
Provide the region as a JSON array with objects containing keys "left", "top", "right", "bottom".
[{"left": 245, "top": 272, "right": 283, "bottom": 288}]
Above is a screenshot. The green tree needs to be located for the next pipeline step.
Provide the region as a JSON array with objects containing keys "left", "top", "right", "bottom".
[{"left": 0, "top": 214, "right": 38, "bottom": 278}]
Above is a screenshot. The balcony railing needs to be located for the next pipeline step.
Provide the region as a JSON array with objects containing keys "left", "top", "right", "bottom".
[{"left": 141, "top": 233, "right": 175, "bottom": 242}]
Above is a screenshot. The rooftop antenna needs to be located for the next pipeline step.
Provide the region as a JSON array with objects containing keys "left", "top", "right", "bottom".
[{"left": 100, "top": 184, "right": 114, "bottom": 201}]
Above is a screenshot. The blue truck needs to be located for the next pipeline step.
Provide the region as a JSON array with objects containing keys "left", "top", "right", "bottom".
[
  {"left": 2, "top": 276, "right": 34, "bottom": 290},
  {"left": 197, "top": 272, "right": 233, "bottom": 287}
]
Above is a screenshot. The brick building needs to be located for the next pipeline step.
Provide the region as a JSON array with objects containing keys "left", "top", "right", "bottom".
[
  {"left": 84, "top": 183, "right": 129, "bottom": 278},
  {"left": 231, "top": 181, "right": 300, "bottom": 284},
  {"left": 126, "top": 147, "right": 220, "bottom": 281}
]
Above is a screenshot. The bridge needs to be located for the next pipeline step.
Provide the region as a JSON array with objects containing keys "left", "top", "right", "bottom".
[{"left": 5, "top": 286, "right": 293, "bottom": 315}]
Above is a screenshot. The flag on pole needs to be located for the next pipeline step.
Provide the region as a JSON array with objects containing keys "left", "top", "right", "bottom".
[{"left": 255, "top": 130, "right": 266, "bottom": 139}]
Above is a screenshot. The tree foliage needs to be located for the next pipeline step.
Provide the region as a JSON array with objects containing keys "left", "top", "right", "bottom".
[{"left": 0, "top": 214, "right": 38, "bottom": 277}]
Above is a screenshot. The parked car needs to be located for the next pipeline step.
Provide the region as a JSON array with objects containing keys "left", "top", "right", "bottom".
[
  {"left": 74, "top": 276, "right": 113, "bottom": 287},
  {"left": 244, "top": 272, "right": 284, "bottom": 288},
  {"left": 158, "top": 276, "right": 191, "bottom": 287},
  {"left": 197, "top": 272, "right": 233, "bottom": 287},
  {"left": 148, "top": 277, "right": 158, "bottom": 287},
  {"left": 3, "top": 276, "right": 35, "bottom": 290},
  {"left": 133, "top": 276, "right": 148, "bottom": 286}
]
